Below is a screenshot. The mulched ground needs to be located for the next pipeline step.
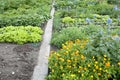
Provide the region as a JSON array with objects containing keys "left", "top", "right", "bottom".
[{"left": 0, "top": 43, "right": 41, "bottom": 80}]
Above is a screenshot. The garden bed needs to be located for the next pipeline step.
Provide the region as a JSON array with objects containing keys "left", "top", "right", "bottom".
[{"left": 0, "top": 43, "right": 41, "bottom": 80}]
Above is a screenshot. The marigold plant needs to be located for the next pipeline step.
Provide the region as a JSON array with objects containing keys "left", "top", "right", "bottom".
[{"left": 47, "top": 39, "right": 116, "bottom": 80}]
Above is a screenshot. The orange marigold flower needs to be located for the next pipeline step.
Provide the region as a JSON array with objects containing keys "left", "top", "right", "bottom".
[
  {"left": 76, "top": 39, "right": 80, "bottom": 43},
  {"left": 67, "top": 60, "right": 71, "bottom": 63},
  {"left": 84, "top": 67, "right": 87, "bottom": 70},
  {"left": 105, "top": 62, "right": 110, "bottom": 67},
  {"left": 81, "top": 55, "right": 85, "bottom": 60},
  {"left": 80, "top": 45, "right": 84, "bottom": 48},
  {"left": 98, "top": 73, "right": 101, "bottom": 76},
  {"left": 95, "top": 66, "right": 99, "bottom": 69},
  {"left": 59, "top": 58, "right": 64, "bottom": 62},
  {"left": 63, "top": 45, "right": 67, "bottom": 49}
]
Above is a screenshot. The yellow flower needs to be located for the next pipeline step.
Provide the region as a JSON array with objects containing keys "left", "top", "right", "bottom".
[
  {"left": 118, "top": 62, "right": 120, "bottom": 66},
  {"left": 81, "top": 55, "right": 85, "bottom": 60},
  {"left": 75, "top": 39, "right": 80, "bottom": 43},
  {"left": 104, "top": 55, "right": 107, "bottom": 57},
  {"left": 104, "top": 58, "right": 107, "bottom": 61},
  {"left": 81, "top": 74, "right": 84, "bottom": 77},
  {"left": 80, "top": 45, "right": 84, "bottom": 48},
  {"left": 66, "top": 51, "right": 69, "bottom": 53},
  {"left": 79, "top": 66, "right": 82, "bottom": 68},
  {"left": 52, "top": 69, "right": 54, "bottom": 72},
  {"left": 71, "top": 74, "right": 76, "bottom": 77},
  {"left": 67, "top": 60, "right": 71, "bottom": 63},
  {"left": 98, "top": 73, "right": 101, "bottom": 76},
  {"left": 75, "top": 50, "right": 79, "bottom": 54},
  {"left": 78, "top": 70, "right": 80, "bottom": 73},
  {"left": 104, "top": 69, "right": 108, "bottom": 72},
  {"left": 84, "top": 67, "right": 87, "bottom": 70},
  {"left": 95, "top": 61, "right": 98, "bottom": 64},
  {"left": 69, "top": 41, "right": 73, "bottom": 45},
  {"left": 64, "top": 52, "right": 67, "bottom": 55},
  {"left": 105, "top": 62, "right": 110, "bottom": 67},
  {"left": 73, "top": 64, "right": 76, "bottom": 66},
  {"left": 93, "top": 69, "right": 96, "bottom": 72},
  {"left": 79, "top": 66, "right": 83, "bottom": 71},
  {"left": 59, "top": 58, "right": 64, "bottom": 62},
  {"left": 66, "top": 48, "right": 69, "bottom": 50},
  {"left": 62, "top": 73, "right": 65, "bottom": 76},
  {"left": 75, "top": 58, "right": 78, "bottom": 61},
  {"left": 99, "top": 68, "right": 102, "bottom": 71},
  {"left": 94, "top": 64, "right": 96, "bottom": 67},
  {"left": 56, "top": 54, "right": 60, "bottom": 57},
  {"left": 67, "top": 65, "right": 71, "bottom": 68},
  {"left": 63, "top": 45, "right": 67, "bottom": 49},
  {"left": 95, "top": 66, "right": 99, "bottom": 69},
  {"left": 90, "top": 75, "right": 93, "bottom": 78},
  {"left": 88, "top": 64, "right": 91, "bottom": 67}
]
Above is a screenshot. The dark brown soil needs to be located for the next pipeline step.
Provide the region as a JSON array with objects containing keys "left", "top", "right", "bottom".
[{"left": 0, "top": 43, "right": 41, "bottom": 80}]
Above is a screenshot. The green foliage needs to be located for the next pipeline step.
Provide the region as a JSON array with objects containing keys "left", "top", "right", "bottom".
[
  {"left": 0, "top": 13, "right": 50, "bottom": 27},
  {"left": 62, "top": 17, "right": 75, "bottom": 23},
  {"left": 0, "top": 26, "right": 43, "bottom": 44},
  {"left": 0, "top": 0, "right": 51, "bottom": 27},
  {"left": 53, "top": 11, "right": 62, "bottom": 31},
  {"left": 51, "top": 27, "right": 87, "bottom": 48},
  {"left": 107, "top": 0, "right": 120, "bottom": 5},
  {"left": 84, "top": 32, "right": 120, "bottom": 63},
  {"left": 90, "top": 3, "right": 113, "bottom": 14},
  {"left": 51, "top": 25, "right": 106, "bottom": 48}
]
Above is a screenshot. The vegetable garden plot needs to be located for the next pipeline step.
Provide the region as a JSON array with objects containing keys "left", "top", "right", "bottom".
[{"left": 0, "top": 0, "right": 52, "bottom": 27}]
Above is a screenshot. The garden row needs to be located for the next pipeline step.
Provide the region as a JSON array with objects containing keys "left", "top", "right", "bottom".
[
  {"left": 0, "top": 0, "right": 52, "bottom": 44},
  {"left": 47, "top": 0, "right": 120, "bottom": 80}
]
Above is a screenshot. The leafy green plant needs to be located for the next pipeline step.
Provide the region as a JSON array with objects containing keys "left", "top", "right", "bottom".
[
  {"left": 0, "top": 26, "right": 43, "bottom": 44},
  {"left": 0, "top": 0, "right": 51, "bottom": 27},
  {"left": 51, "top": 27, "right": 87, "bottom": 48},
  {"left": 107, "top": 0, "right": 120, "bottom": 5},
  {"left": 84, "top": 31, "right": 120, "bottom": 63}
]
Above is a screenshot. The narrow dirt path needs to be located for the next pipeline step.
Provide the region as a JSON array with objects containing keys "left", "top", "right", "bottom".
[{"left": 32, "top": 1, "right": 55, "bottom": 80}]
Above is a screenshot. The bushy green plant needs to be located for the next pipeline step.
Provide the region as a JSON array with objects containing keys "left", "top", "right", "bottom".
[
  {"left": 0, "top": 0, "right": 51, "bottom": 27},
  {"left": 51, "top": 27, "right": 87, "bottom": 48},
  {"left": 107, "top": 0, "right": 120, "bottom": 5},
  {"left": 0, "top": 26, "right": 43, "bottom": 44},
  {"left": 0, "top": 13, "right": 50, "bottom": 27},
  {"left": 84, "top": 32, "right": 120, "bottom": 63},
  {"left": 47, "top": 39, "right": 118, "bottom": 80}
]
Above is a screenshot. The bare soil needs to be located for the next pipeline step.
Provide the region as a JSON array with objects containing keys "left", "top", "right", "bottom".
[{"left": 0, "top": 43, "right": 41, "bottom": 80}]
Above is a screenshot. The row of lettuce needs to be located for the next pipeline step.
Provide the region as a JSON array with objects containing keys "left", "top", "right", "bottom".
[
  {"left": 0, "top": 0, "right": 52, "bottom": 44},
  {"left": 47, "top": 0, "right": 120, "bottom": 80}
]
